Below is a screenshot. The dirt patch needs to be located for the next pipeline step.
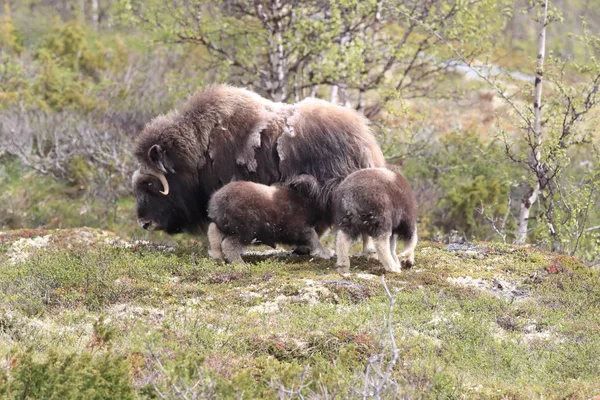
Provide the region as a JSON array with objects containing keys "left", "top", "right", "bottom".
[
  {"left": 208, "top": 272, "right": 247, "bottom": 284},
  {"left": 249, "top": 279, "right": 338, "bottom": 314},
  {"left": 321, "top": 280, "right": 371, "bottom": 302},
  {"left": 447, "top": 276, "right": 529, "bottom": 301},
  {"left": 108, "top": 304, "right": 166, "bottom": 325},
  {"left": 0, "top": 228, "right": 50, "bottom": 244},
  {"left": 7, "top": 235, "right": 52, "bottom": 264}
]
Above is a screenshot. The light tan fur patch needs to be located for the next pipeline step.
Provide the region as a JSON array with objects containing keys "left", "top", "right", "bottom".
[
  {"left": 253, "top": 184, "right": 278, "bottom": 201},
  {"left": 374, "top": 168, "right": 398, "bottom": 182}
]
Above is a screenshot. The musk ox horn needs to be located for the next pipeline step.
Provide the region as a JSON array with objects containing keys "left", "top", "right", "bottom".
[
  {"left": 149, "top": 169, "right": 170, "bottom": 195},
  {"left": 134, "top": 168, "right": 170, "bottom": 196}
]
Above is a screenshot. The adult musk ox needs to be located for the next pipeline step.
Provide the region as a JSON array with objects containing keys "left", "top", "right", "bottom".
[
  {"left": 132, "top": 85, "right": 385, "bottom": 242},
  {"left": 333, "top": 167, "right": 418, "bottom": 273},
  {"left": 207, "top": 177, "right": 334, "bottom": 264}
]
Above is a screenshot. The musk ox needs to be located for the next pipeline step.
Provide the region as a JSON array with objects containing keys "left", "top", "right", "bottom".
[
  {"left": 333, "top": 167, "right": 418, "bottom": 273},
  {"left": 132, "top": 85, "right": 385, "bottom": 251},
  {"left": 207, "top": 177, "right": 334, "bottom": 264}
]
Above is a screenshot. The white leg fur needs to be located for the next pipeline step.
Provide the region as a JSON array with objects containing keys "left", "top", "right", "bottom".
[
  {"left": 307, "top": 229, "right": 334, "bottom": 259},
  {"left": 362, "top": 234, "right": 377, "bottom": 258},
  {"left": 207, "top": 223, "right": 225, "bottom": 261},
  {"left": 389, "top": 234, "right": 401, "bottom": 270},
  {"left": 399, "top": 225, "right": 418, "bottom": 269},
  {"left": 336, "top": 230, "right": 353, "bottom": 272},
  {"left": 221, "top": 236, "right": 246, "bottom": 265},
  {"left": 374, "top": 233, "right": 401, "bottom": 273}
]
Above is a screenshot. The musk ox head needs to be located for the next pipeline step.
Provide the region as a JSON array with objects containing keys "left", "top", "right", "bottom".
[
  {"left": 132, "top": 142, "right": 204, "bottom": 234},
  {"left": 132, "top": 85, "right": 385, "bottom": 235}
]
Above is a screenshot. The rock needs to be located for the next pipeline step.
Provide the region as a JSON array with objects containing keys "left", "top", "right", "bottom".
[
  {"left": 448, "top": 276, "right": 530, "bottom": 301},
  {"left": 320, "top": 280, "right": 371, "bottom": 302}
]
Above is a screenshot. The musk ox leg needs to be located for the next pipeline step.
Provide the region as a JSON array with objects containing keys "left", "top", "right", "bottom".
[
  {"left": 362, "top": 234, "right": 377, "bottom": 259},
  {"left": 390, "top": 234, "right": 401, "bottom": 269},
  {"left": 315, "top": 220, "right": 331, "bottom": 238},
  {"left": 293, "top": 221, "right": 330, "bottom": 255},
  {"left": 374, "top": 233, "right": 401, "bottom": 273},
  {"left": 400, "top": 226, "right": 418, "bottom": 269},
  {"left": 307, "top": 229, "right": 334, "bottom": 259},
  {"left": 207, "top": 223, "right": 225, "bottom": 261},
  {"left": 221, "top": 236, "right": 246, "bottom": 265},
  {"left": 292, "top": 246, "right": 311, "bottom": 255},
  {"left": 335, "top": 230, "right": 353, "bottom": 273}
]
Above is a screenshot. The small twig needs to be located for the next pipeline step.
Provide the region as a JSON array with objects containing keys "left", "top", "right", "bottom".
[
  {"left": 584, "top": 225, "right": 600, "bottom": 232},
  {"left": 358, "top": 276, "right": 402, "bottom": 399}
]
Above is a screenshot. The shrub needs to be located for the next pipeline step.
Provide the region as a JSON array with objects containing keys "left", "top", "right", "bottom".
[
  {"left": 1, "top": 349, "right": 134, "bottom": 399},
  {"left": 0, "top": 5, "right": 22, "bottom": 54},
  {"left": 403, "top": 129, "right": 518, "bottom": 241}
]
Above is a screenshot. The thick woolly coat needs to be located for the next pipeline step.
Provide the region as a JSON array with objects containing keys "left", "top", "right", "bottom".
[
  {"left": 333, "top": 167, "right": 417, "bottom": 241},
  {"left": 132, "top": 85, "right": 385, "bottom": 234},
  {"left": 207, "top": 180, "right": 320, "bottom": 248}
]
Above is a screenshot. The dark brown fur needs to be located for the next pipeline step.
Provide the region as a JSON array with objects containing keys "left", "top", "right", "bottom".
[
  {"left": 207, "top": 178, "right": 332, "bottom": 263},
  {"left": 132, "top": 85, "right": 385, "bottom": 235},
  {"left": 333, "top": 167, "right": 418, "bottom": 272}
]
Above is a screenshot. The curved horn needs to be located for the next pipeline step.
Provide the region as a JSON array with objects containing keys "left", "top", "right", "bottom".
[
  {"left": 139, "top": 168, "right": 170, "bottom": 196},
  {"left": 132, "top": 169, "right": 142, "bottom": 187},
  {"left": 156, "top": 172, "right": 169, "bottom": 195}
]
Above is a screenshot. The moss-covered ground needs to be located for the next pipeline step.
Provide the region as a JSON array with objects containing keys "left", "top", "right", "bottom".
[{"left": 0, "top": 228, "right": 599, "bottom": 399}]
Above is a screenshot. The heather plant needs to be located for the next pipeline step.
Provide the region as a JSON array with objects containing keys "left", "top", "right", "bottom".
[
  {"left": 0, "top": 349, "right": 134, "bottom": 399},
  {"left": 0, "top": 5, "right": 22, "bottom": 54},
  {"left": 0, "top": 229, "right": 599, "bottom": 398}
]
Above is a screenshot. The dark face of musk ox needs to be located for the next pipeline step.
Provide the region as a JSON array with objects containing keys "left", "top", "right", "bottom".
[{"left": 132, "top": 145, "right": 203, "bottom": 234}]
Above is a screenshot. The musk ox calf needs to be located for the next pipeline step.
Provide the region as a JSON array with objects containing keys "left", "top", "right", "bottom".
[
  {"left": 207, "top": 178, "right": 333, "bottom": 264},
  {"left": 132, "top": 85, "right": 384, "bottom": 253},
  {"left": 333, "top": 167, "right": 418, "bottom": 273}
]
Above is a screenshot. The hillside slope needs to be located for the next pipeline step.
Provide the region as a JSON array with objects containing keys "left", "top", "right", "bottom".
[{"left": 0, "top": 228, "right": 599, "bottom": 399}]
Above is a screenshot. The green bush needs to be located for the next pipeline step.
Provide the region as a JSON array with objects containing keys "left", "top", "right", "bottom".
[
  {"left": 30, "top": 19, "right": 109, "bottom": 111},
  {"left": 442, "top": 175, "right": 509, "bottom": 239},
  {"left": 403, "top": 129, "right": 518, "bottom": 241},
  {"left": 0, "top": 349, "right": 134, "bottom": 399},
  {"left": 0, "top": 5, "right": 23, "bottom": 54}
]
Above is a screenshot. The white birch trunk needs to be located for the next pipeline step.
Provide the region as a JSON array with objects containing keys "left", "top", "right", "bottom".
[
  {"left": 329, "top": 85, "right": 339, "bottom": 104},
  {"left": 340, "top": 85, "right": 351, "bottom": 107},
  {"left": 271, "top": 0, "right": 286, "bottom": 102},
  {"left": 79, "top": 0, "right": 85, "bottom": 21},
  {"left": 515, "top": 0, "right": 548, "bottom": 245},
  {"left": 357, "top": 88, "right": 366, "bottom": 112},
  {"left": 92, "top": 0, "right": 99, "bottom": 31}
]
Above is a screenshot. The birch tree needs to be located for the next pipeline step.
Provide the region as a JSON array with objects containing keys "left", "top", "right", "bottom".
[
  {"left": 119, "top": 0, "right": 506, "bottom": 116},
  {"left": 404, "top": 0, "right": 600, "bottom": 252},
  {"left": 91, "top": 0, "right": 99, "bottom": 31},
  {"left": 509, "top": 1, "right": 600, "bottom": 250},
  {"left": 514, "top": 0, "right": 548, "bottom": 245},
  {"left": 499, "top": 1, "right": 600, "bottom": 251}
]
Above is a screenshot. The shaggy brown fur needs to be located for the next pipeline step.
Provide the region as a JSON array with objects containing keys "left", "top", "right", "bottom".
[
  {"left": 207, "top": 179, "right": 333, "bottom": 264},
  {"left": 333, "top": 167, "right": 418, "bottom": 273},
  {"left": 132, "top": 85, "right": 385, "bottom": 238}
]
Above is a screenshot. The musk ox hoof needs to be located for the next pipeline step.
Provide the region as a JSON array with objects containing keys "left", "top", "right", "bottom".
[
  {"left": 292, "top": 246, "right": 312, "bottom": 255},
  {"left": 363, "top": 250, "right": 378, "bottom": 260},
  {"left": 361, "top": 245, "right": 376, "bottom": 254},
  {"left": 401, "top": 259, "right": 414, "bottom": 270},
  {"left": 208, "top": 250, "right": 224, "bottom": 262},
  {"left": 227, "top": 258, "right": 247, "bottom": 267},
  {"left": 311, "top": 247, "right": 334, "bottom": 260},
  {"left": 336, "top": 265, "right": 350, "bottom": 274}
]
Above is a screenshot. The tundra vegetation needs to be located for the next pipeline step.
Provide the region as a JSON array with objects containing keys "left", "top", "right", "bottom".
[{"left": 0, "top": 0, "right": 599, "bottom": 398}]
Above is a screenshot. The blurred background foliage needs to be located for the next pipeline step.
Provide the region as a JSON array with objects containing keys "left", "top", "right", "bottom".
[{"left": 0, "top": 0, "right": 598, "bottom": 266}]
